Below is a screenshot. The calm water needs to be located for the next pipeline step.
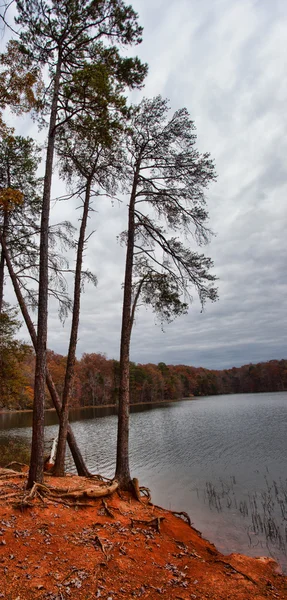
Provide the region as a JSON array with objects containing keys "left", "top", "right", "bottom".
[{"left": 1, "top": 392, "right": 287, "bottom": 571}]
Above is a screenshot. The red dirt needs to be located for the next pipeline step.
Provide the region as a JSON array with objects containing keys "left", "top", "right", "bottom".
[{"left": 0, "top": 472, "right": 286, "bottom": 600}]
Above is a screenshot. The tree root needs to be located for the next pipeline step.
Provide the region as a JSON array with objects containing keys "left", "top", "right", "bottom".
[
  {"left": 215, "top": 559, "right": 258, "bottom": 585},
  {"left": 101, "top": 498, "right": 115, "bottom": 518},
  {"left": 88, "top": 473, "right": 113, "bottom": 483},
  {"left": 30, "top": 482, "right": 51, "bottom": 499},
  {"left": 131, "top": 516, "right": 165, "bottom": 533},
  {"left": 94, "top": 533, "right": 108, "bottom": 557},
  {"left": 61, "top": 567, "right": 81, "bottom": 584},
  {"left": 31, "top": 480, "right": 119, "bottom": 501},
  {"left": 131, "top": 478, "right": 151, "bottom": 504},
  {"left": 4, "top": 462, "right": 28, "bottom": 471},
  {"left": 0, "top": 491, "right": 21, "bottom": 500},
  {"left": 0, "top": 468, "right": 27, "bottom": 479},
  {"left": 0, "top": 468, "right": 119, "bottom": 507},
  {"left": 170, "top": 510, "right": 192, "bottom": 526},
  {"left": 59, "top": 479, "right": 118, "bottom": 499},
  {"left": 12, "top": 499, "right": 34, "bottom": 510}
]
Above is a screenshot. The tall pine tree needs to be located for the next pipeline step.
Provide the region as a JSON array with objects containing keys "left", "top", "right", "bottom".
[
  {"left": 9, "top": 0, "right": 147, "bottom": 487},
  {"left": 115, "top": 97, "right": 217, "bottom": 488}
]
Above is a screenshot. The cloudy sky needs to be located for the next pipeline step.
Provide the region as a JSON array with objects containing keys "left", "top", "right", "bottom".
[{"left": 2, "top": 0, "right": 287, "bottom": 370}]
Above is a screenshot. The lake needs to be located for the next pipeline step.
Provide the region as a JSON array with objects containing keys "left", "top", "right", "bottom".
[{"left": 1, "top": 391, "right": 286, "bottom": 572}]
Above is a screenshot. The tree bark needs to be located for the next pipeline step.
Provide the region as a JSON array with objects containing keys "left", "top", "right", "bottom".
[
  {"left": 28, "top": 53, "right": 62, "bottom": 489},
  {"left": 54, "top": 177, "right": 92, "bottom": 476},
  {"left": 115, "top": 163, "right": 140, "bottom": 489},
  {"left": 0, "top": 209, "right": 9, "bottom": 314},
  {"left": 0, "top": 229, "right": 90, "bottom": 476}
]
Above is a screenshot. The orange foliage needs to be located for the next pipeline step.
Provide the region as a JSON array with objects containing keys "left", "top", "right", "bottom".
[
  {"left": 0, "top": 188, "right": 24, "bottom": 211},
  {"left": 2, "top": 344, "right": 287, "bottom": 410},
  {"left": 0, "top": 40, "right": 43, "bottom": 115}
]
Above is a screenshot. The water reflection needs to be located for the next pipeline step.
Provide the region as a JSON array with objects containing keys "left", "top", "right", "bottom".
[
  {"left": 0, "top": 401, "right": 174, "bottom": 430},
  {"left": 0, "top": 410, "right": 33, "bottom": 430}
]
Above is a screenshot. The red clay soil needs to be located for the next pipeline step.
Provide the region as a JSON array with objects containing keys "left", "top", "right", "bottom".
[{"left": 0, "top": 472, "right": 286, "bottom": 600}]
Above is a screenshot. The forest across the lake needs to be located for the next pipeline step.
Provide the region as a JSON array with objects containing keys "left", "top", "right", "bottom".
[{"left": 1, "top": 334, "right": 286, "bottom": 411}]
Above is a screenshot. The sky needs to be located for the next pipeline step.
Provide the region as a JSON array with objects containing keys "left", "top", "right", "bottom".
[{"left": 1, "top": 0, "right": 287, "bottom": 370}]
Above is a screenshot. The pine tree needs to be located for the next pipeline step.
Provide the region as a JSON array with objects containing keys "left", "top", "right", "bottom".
[
  {"left": 0, "top": 132, "right": 41, "bottom": 313},
  {"left": 115, "top": 96, "right": 218, "bottom": 488},
  {"left": 10, "top": 0, "right": 147, "bottom": 486},
  {"left": 53, "top": 70, "right": 130, "bottom": 475}
]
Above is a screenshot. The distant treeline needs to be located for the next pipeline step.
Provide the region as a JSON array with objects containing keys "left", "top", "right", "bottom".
[{"left": 1, "top": 345, "right": 286, "bottom": 410}]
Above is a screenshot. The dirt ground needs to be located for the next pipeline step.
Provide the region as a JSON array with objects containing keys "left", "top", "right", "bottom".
[{"left": 0, "top": 471, "right": 286, "bottom": 600}]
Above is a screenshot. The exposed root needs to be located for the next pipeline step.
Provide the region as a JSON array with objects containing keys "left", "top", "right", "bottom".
[
  {"left": 94, "top": 533, "right": 108, "bottom": 557},
  {"left": 170, "top": 510, "right": 192, "bottom": 526},
  {"left": 131, "top": 516, "right": 165, "bottom": 533},
  {"left": 12, "top": 498, "right": 34, "bottom": 510},
  {"left": 116, "top": 488, "right": 124, "bottom": 500},
  {"left": 29, "top": 482, "right": 52, "bottom": 499},
  {"left": 139, "top": 486, "right": 151, "bottom": 501},
  {"left": 88, "top": 473, "right": 113, "bottom": 482},
  {"left": 131, "top": 477, "right": 151, "bottom": 504},
  {"left": 60, "top": 479, "right": 118, "bottom": 499},
  {"left": 0, "top": 491, "right": 20, "bottom": 500},
  {"left": 215, "top": 559, "right": 258, "bottom": 585},
  {"left": 102, "top": 498, "right": 115, "bottom": 518},
  {"left": 4, "top": 462, "right": 28, "bottom": 471},
  {"left": 1, "top": 468, "right": 119, "bottom": 508},
  {"left": 0, "top": 468, "right": 27, "bottom": 479},
  {"left": 61, "top": 567, "right": 80, "bottom": 584}
]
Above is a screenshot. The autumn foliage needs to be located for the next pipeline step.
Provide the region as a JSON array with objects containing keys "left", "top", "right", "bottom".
[
  {"left": 0, "top": 311, "right": 34, "bottom": 409},
  {"left": 1, "top": 342, "right": 286, "bottom": 411}
]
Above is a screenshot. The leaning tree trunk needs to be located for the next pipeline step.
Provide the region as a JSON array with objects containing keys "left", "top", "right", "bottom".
[
  {"left": 46, "top": 371, "right": 90, "bottom": 476},
  {"left": 115, "top": 164, "right": 140, "bottom": 489},
  {"left": 0, "top": 230, "right": 90, "bottom": 476},
  {"left": 0, "top": 209, "right": 9, "bottom": 314},
  {"left": 0, "top": 241, "right": 5, "bottom": 314},
  {"left": 28, "top": 53, "right": 62, "bottom": 489},
  {"left": 54, "top": 177, "right": 92, "bottom": 476}
]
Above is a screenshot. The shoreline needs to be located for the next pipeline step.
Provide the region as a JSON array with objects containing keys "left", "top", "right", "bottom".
[
  {"left": 0, "top": 470, "right": 286, "bottom": 599},
  {"left": 0, "top": 396, "right": 194, "bottom": 414}
]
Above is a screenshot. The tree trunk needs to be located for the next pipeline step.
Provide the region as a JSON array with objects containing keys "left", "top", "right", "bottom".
[
  {"left": 46, "top": 370, "right": 90, "bottom": 476},
  {"left": 0, "top": 209, "right": 9, "bottom": 314},
  {"left": 0, "top": 229, "right": 90, "bottom": 476},
  {"left": 54, "top": 177, "right": 92, "bottom": 476},
  {"left": 28, "top": 53, "right": 62, "bottom": 489},
  {"left": 115, "top": 164, "right": 140, "bottom": 489}
]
